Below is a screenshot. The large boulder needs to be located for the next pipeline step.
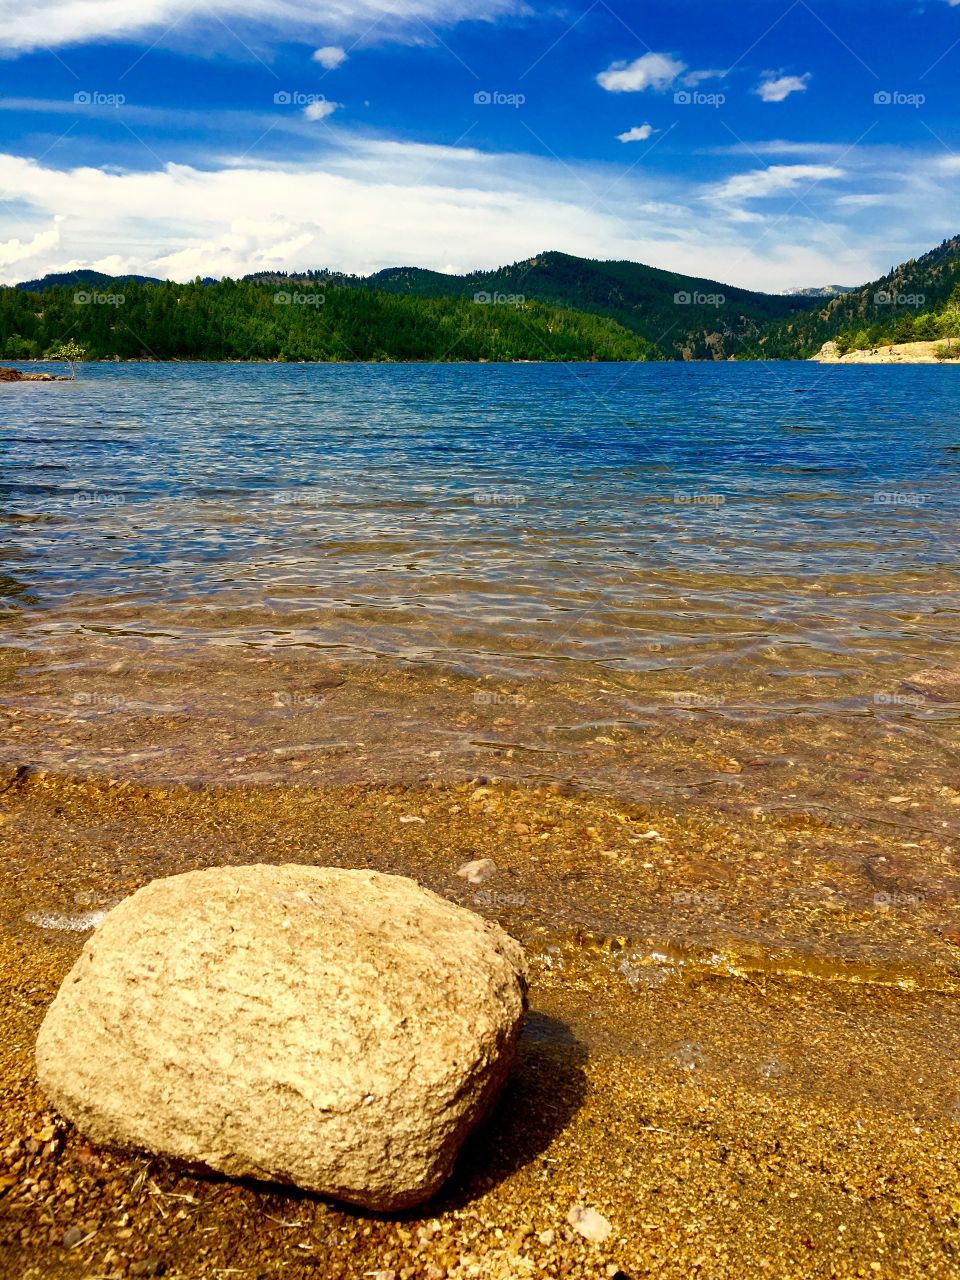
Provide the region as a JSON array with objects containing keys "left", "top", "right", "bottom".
[{"left": 36, "top": 865, "right": 528, "bottom": 1210}]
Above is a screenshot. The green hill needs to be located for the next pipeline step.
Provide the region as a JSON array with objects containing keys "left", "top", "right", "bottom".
[
  {"left": 15, "top": 268, "right": 164, "bottom": 294},
  {"left": 0, "top": 275, "right": 655, "bottom": 363},
  {"left": 358, "top": 251, "right": 815, "bottom": 360}
]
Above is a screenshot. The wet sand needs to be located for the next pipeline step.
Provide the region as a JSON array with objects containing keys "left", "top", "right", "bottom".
[{"left": 3, "top": 637, "right": 960, "bottom": 1277}]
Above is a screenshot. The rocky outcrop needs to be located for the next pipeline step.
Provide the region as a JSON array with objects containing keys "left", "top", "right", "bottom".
[
  {"left": 0, "top": 367, "right": 69, "bottom": 381},
  {"left": 36, "top": 865, "right": 528, "bottom": 1210},
  {"left": 812, "top": 340, "right": 960, "bottom": 364}
]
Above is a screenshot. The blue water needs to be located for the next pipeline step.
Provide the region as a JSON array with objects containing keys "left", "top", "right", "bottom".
[{"left": 2, "top": 361, "right": 959, "bottom": 671}]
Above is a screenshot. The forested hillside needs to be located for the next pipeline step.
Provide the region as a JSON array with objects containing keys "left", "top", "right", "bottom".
[
  {"left": 0, "top": 277, "right": 656, "bottom": 363},
  {"left": 748, "top": 236, "right": 960, "bottom": 358}
]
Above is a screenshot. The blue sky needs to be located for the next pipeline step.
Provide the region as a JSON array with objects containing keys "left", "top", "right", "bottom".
[{"left": 1, "top": 0, "right": 959, "bottom": 289}]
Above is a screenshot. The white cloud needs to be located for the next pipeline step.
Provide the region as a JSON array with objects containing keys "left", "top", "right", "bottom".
[
  {"left": 754, "top": 73, "right": 811, "bottom": 103},
  {"left": 0, "top": 0, "right": 523, "bottom": 52},
  {"left": 834, "top": 193, "right": 890, "bottom": 209},
  {"left": 710, "top": 139, "right": 845, "bottom": 159},
  {"left": 682, "top": 69, "right": 726, "bottom": 87},
  {"left": 0, "top": 141, "right": 953, "bottom": 296},
  {"left": 707, "top": 164, "right": 844, "bottom": 203},
  {"left": 304, "top": 99, "right": 340, "bottom": 121},
  {"left": 617, "top": 124, "right": 656, "bottom": 143},
  {"left": 0, "top": 216, "right": 62, "bottom": 267},
  {"left": 313, "top": 45, "right": 348, "bottom": 69},
  {"left": 597, "top": 52, "right": 686, "bottom": 93}
]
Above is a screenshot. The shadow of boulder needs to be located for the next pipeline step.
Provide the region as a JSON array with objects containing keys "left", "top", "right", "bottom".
[{"left": 425, "top": 1010, "right": 590, "bottom": 1211}]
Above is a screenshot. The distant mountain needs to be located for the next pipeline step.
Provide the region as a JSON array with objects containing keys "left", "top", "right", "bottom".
[
  {"left": 15, "top": 269, "right": 164, "bottom": 293},
  {"left": 781, "top": 285, "right": 856, "bottom": 299},
  {"left": 753, "top": 236, "right": 960, "bottom": 357},
  {"left": 357, "top": 252, "right": 817, "bottom": 361}
]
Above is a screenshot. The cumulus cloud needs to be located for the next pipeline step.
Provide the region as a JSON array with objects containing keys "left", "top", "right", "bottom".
[
  {"left": 754, "top": 73, "right": 811, "bottom": 103},
  {"left": 617, "top": 124, "right": 656, "bottom": 143},
  {"left": 0, "top": 216, "right": 62, "bottom": 267},
  {"left": 0, "top": 0, "right": 523, "bottom": 52},
  {"left": 0, "top": 142, "right": 952, "bottom": 295},
  {"left": 313, "top": 45, "right": 348, "bottom": 69},
  {"left": 597, "top": 52, "right": 686, "bottom": 93}
]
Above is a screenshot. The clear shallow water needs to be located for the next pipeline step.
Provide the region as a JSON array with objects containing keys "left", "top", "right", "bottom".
[
  {"left": 4, "top": 361, "right": 960, "bottom": 981},
  {"left": 2, "top": 361, "right": 960, "bottom": 675}
]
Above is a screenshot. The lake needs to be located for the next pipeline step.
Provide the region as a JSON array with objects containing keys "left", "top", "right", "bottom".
[
  {"left": 5, "top": 360, "right": 960, "bottom": 1276},
  {"left": 3, "top": 361, "right": 959, "bottom": 678}
]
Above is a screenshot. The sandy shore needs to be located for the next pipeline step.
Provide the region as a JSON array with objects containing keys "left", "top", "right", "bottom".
[
  {"left": 813, "top": 340, "right": 960, "bottom": 364},
  {"left": 2, "top": 636, "right": 960, "bottom": 1277}
]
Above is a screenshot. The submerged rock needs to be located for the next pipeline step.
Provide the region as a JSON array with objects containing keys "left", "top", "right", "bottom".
[
  {"left": 903, "top": 667, "right": 960, "bottom": 704},
  {"left": 36, "top": 864, "right": 527, "bottom": 1210}
]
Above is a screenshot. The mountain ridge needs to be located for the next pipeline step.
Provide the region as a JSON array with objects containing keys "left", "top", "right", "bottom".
[
  {"left": 12, "top": 251, "right": 818, "bottom": 361},
  {"left": 8, "top": 239, "right": 960, "bottom": 362}
]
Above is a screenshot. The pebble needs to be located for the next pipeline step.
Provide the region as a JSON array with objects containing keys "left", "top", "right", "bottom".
[
  {"left": 567, "top": 1205, "right": 613, "bottom": 1244},
  {"left": 61, "top": 1225, "right": 85, "bottom": 1249},
  {"left": 456, "top": 858, "right": 498, "bottom": 885}
]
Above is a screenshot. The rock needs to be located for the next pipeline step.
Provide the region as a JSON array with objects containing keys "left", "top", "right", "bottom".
[
  {"left": 129, "top": 1259, "right": 165, "bottom": 1278},
  {"left": 0, "top": 367, "right": 68, "bottom": 382},
  {"left": 903, "top": 667, "right": 960, "bottom": 704},
  {"left": 61, "top": 1226, "right": 85, "bottom": 1249},
  {"left": 567, "top": 1205, "right": 612, "bottom": 1243},
  {"left": 456, "top": 858, "right": 498, "bottom": 886},
  {"left": 36, "top": 865, "right": 527, "bottom": 1211}
]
